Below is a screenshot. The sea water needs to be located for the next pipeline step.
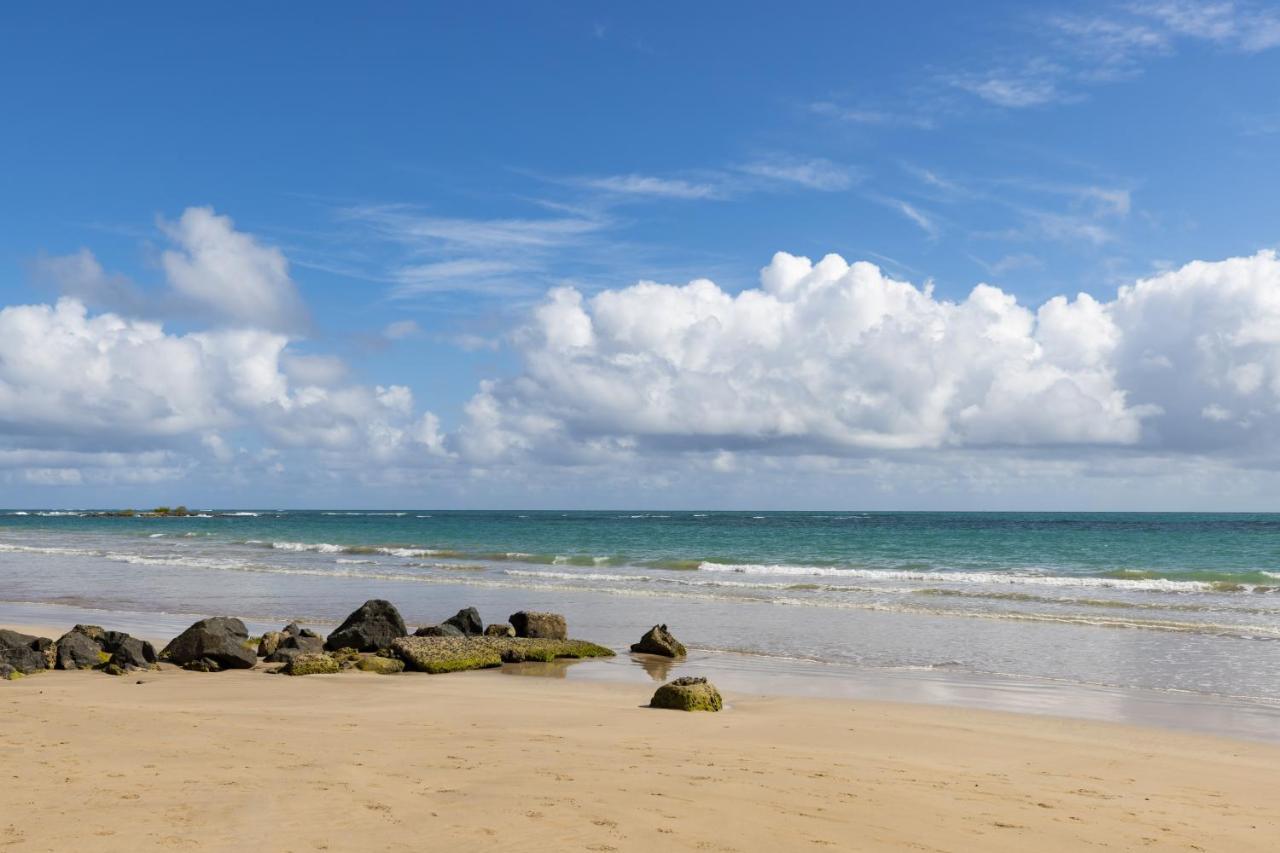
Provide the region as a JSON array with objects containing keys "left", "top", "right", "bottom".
[{"left": 2, "top": 510, "right": 1279, "bottom": 709}]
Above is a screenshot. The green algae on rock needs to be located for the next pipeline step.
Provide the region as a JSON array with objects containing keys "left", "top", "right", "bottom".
[
  {"left": 353, "top": 655, "right": 405, "bottom": 674},
  {"left": 391, "top": 635, "right": 614, "bottom": 674},
  {"left": 650, "top": 676, "right": 723, "bottom": 712},
  {"left": 280, "top": 652, "right": 340, "bottom": 676}
]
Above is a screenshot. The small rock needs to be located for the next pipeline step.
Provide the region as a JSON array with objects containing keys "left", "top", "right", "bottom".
[
  {"left": 508, "top": 611, "right": 567, "bottom": 640},
  {"left": 280, "top": 652, "right": 340, "bottom": 676},
  {"left": 483, "top": 623, "right": 516, "bottom": 638},
  {"left": 258, "top": 631, "right": 286, "bottom": 657},
  {"left": 414, "top": 623, "right": 464, "bottom": 638},
  {"left": 325, "top": 599, "right": 408, "bottom": 652},
  {"left": 650, "top": 676, "right": 723, "bottom": 712},
  {"left": 442, "top": 607, "right": 484, "bottom": 636},
  {"left": 353, "top": 655, "right": 405, "bottom": 674},
  {"left": 630, "top": 624, "right": 687, "bottom": 658}
]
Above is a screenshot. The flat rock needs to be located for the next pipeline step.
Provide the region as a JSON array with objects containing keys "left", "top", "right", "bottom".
[
  {"left": 508, "top": 610, "right": 567, "bottom": 640},
  {"left": 280, "top": 652, "right": 340, "bottom": 676},
  {"left": 650, "top": 676, "right": 723, "bottom": 712},
  {"left": 325, "top": 599, "right": 407, "bottom": 652},
  {"left": 159, "top": 617, "right": 257, "bottom": 671},
  {"left": 392, "top": 635, "right": 613, "bottom": 674},
  {"left": 630, "top": 624, "right": 687, "bottom": 658},
  {"left": 353, "top": 655, "right": 405, "bottom": 674}
]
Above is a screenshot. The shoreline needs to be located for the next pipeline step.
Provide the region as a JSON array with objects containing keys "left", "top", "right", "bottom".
[
  {"left": 5, "top": 664, "right": 1278, "bottom": 851},
  {"left": 6, "top": 599, "right": 1280, "bottom": 744}
]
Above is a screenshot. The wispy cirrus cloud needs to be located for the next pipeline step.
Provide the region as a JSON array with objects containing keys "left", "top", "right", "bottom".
[
  {"left": 580, "top": 173, "right": 723, "bottom": 200},
  {"left": 737, "top": 156, "right": 861, "bottom": 191}
]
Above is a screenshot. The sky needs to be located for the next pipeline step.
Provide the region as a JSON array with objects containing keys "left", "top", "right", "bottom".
[{"left": 2, "top": 1, "right": 1280, "bottom": 509}]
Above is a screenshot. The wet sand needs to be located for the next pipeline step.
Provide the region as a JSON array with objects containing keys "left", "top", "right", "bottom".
[{"left": 3, "top": 648, "right": 1278, "bottom": 852}]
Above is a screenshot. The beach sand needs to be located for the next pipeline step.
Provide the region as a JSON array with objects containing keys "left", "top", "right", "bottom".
[{"left": 4, "top": 649, "right": 1278, "bottom": 853}]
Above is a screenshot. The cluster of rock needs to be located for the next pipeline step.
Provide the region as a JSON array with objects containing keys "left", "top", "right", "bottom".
[
  {"left": 1, "top": 603, "right": 721, "bottom": 711},
  {"left": 0, "top": 624, "right": 156, "bottom": 679}
]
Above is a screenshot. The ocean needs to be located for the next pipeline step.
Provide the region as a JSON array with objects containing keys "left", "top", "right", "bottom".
[{"left": 3, "top": 509, "right": 1280, "bottom": 713}]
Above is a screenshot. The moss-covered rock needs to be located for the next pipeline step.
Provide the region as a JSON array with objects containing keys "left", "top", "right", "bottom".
[
  {"left": 650, "top": 676, "right": 723, "bottom": 712},
  {"left": 391, "top": 635, "right": 614, "bottom": 674},
  {"left": 258, "top": 631, "right": 286, "bottom": 657},
  {"left": 353, "top": 655, "right": 405, "bottom": 674},
  {"left": 280, "top": 652, "right": 340, "bottom": 676}
]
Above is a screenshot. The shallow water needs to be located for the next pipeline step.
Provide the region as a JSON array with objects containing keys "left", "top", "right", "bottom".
[{"left": 2, "top": 510, "right": 1279, "bottom": 721}]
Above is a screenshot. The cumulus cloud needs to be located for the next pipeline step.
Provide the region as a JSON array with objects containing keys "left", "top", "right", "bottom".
[
  {"left": 457, "top": 249, "right": 1280, "bottom": 468},
  {"left": 160, "top": 207, "right": 308, "bottom": 332}
]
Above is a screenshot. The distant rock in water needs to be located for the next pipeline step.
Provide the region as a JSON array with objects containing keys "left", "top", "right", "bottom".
[
  {"left": 159, "top": 617, "right": 256, "bottom": 672},
  {"left": 0, "top": 628, "right": 53, "bottom": 679},
  {"left": 630, "top": 624, "right": 687, "bottom": 658},
  {"left": 443, "top": 607, "right": 484, "bottom": 636},
  {"left": 509, "top": 611, "right": 567, "bottom": 640},
  {"left": 325, "top": 600, "right": 407, "bottom": 652},
  {"left": 650, "top": 676, "right": 723, "bottom": 712},
  {"left": 484, "top": 622, "right": 516, "bottom": 638}
]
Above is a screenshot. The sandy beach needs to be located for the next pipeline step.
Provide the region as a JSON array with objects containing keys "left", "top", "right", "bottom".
[{"left": 4, "top": 641, "right": 1278, "bottom": 853}]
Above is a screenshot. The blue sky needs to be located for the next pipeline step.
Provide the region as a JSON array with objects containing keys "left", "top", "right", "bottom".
[{"left": 3, "top": 2, "right": 1280, "bottom": 508}]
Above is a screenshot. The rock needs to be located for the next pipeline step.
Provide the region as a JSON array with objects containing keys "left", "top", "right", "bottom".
[
  {"left": 280, "top": 652, "right": 339, "bottom": 676},
  {"left": 630, "top": 624, "right": 687, "bottom": 658},
  {"left": 650, "top": 676, "right": 723, "bottom": 712},
  {"left": 55, "top": 628, "right": 108, "bottom": 670},
  {"left": 392, "top": 635, "right": 613, "bottom": 674},
  {"left": 508, "top": 611, "right": 567, "bottom": 640},
  {"left": 414, "top": 623, "right": 464, "bottom": 638},
  {"left": 258, "top": 631, "right": 285, "bottom": 657},
  {"left": 325, "top": 599, "right": 407, "bottom": 652},
  {"left": 483, "top": 622, "right": 516, "bottom": 638},
  {"left": 106, "top": 635, "right": 156, "bottom": 670},
  {"left": 353, "top": 655, "right": 404, "bottom": 674},
  {"left": 0, "top": 662, "right": 19, "bottom": 680},
  {"left": 282, "top": 622, "right": 319, "bottom": 639},
  {"left": 0, "top": 628, "right": 52, "bottom": 675},
  {"left": 264, "top": 634, "right": 325, "bottom": 663},
  {"left": 442, "top": 607, "right": 483, "bottom": 636},
  {"left": 159, "top": 617, "right": 257, "bottom": 671}
]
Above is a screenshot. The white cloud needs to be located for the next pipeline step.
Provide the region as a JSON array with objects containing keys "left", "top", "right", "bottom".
[
  {"left": 738, "top": 157, "right": 859, "bottom": 191},
  {"left": 581, "top": 173, "right": 721, "bottom": 200},
  {"left": 383, "top": 319, "right": 422, "bottom": 340},
  {"left": 160, "top": 207, "right": 308, "bottom": 333},
  {"left": 458, "top": 249, "right": 1280, "bottom": 468}
]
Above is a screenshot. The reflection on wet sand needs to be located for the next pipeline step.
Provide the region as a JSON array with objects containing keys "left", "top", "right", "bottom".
[
  {"left": 629, "top": 652, "right": 676, "bottom": 681},
  {"left": 498, "top": 659, "right": 575, "bottom": 678}
]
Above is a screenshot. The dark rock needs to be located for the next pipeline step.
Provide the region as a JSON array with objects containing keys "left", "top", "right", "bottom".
[
  {"left": 650, "top": 676, "right": 723, "bottom": 712},
  {"left": 483, "top": 622, "right": 516, "bottom": 638},
  {"left": 159, "top": 617, "right": 256, "bottom": 671},
  {"left": 56, "top": 629, "right": 107, "bottom": 670},
  {"left": 282, "top": 622, "right": 318, "bottom": 639},
  {"left": 107, "top": 636, "right": 156, "bottom": 670},
  {"left": 264, "top": 633, "right": 325, "bottom": 663},
  {"left": 508, "top": 611, "right": 567, "bottom": 640},
  {"left": 0, "top": 628, "right": 52, "bottom": 675},
  {"left": 325, "top": 600, "right": 407, "bottom": 652},
  {"left": 443, "top": 607, "right": 483, "bottom": 636},
  {"left": 630, "top": 624, "right": 687, "bottom": 658},
  {"left": 414, "top": 623, "right": 464, "bottom": 638}
]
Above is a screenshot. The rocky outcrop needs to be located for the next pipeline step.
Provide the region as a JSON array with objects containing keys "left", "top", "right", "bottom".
[
  {"left": 630, "top": 624, "right": 687, "bottom": 658},
  {"left": 508, "top": 611, "right": 567, "bottom": 640},
  {"left": 443, "top": 607, "right": 484, "bottom": 636},
  {"left": 0, "top": 629, "right": 52, "bottom": 678},
  {"left": 264, "top": 633, "right": 326, "bottom": 664},
  {"left": 259, "top": 622, "right": 320, "bottom": 657},
  {"left": 483, "top": 623, "right": 516, "bottom": 638},
  {"left": 392, "top": 635, "right": 613, "bottom": 674},
  {"left": 280, "top": 652, "right": 340, "bottom": 676},
  {"left": 650, "top": 676, "right": 722, "bottom": 712},
  {"left": 325, "top": 600, "right": 407, "bottom": 652},
  {"left": 52, "top": 625, "right": 156, "bottom": 674},
  {"left": 159, "top": 617, "right": 257, "bottom": 672}
]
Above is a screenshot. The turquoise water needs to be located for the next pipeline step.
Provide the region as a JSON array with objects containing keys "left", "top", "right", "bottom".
[{"left": 2, "top": 510, "right": 1280, "bottom": 701}]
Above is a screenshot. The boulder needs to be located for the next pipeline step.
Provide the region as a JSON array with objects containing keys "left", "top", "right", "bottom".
[
  {"left": 282, "top": 622, "right": 319, "bottom": 639},
  {"left": 325, "top": 600, "right": 407, "bottom": 652},
  {"left": 442, "top": 607, "right": 483, "bottom": 636},
  {"left": 106, "top": 635, "right": 156, "bottom": 670},
  {"left": 159, "top": 617, "right": 257, "bottom": 671},
  {"left": 258, "top": 631, "right": 286, "bottom": 657},
  {"left": 55, "top": 628, "right": 108, "bottom": 670},
  {"left": 392, "top": 635, "right": 613, "bottom": 674},
  {"left": 414, "top": 623, "right": 464, "bottom": 638},
  {"left": 280, "top": 652, "right": 340, "bottom": 676},
  {"left": 630, "top": 624, "right": 687, "bottom": 658},
  {"left": 508, "top": 611, "right": 567, "bottom": 640},
  {"left": 483, "top": 622, "right": 516, "bottom": 638},
  {"left": 353, "top": 655, "right": 404, "bottom": 674},
  {"left": 0, "top": 628, "right": 52, "bottom": 675},
  {"left": 264, "top": 633, "right": 325, "bottom": 663},
  {"left": 650, "top": 676, "right": 722, "bottom": 712}
]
